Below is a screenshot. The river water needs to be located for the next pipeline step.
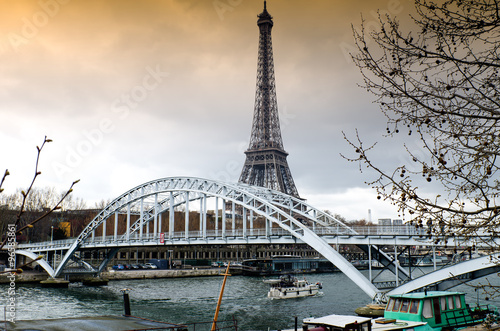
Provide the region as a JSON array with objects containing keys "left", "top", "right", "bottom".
[{"left": 4, "top": 269, "right": 500, "bottom": 331}]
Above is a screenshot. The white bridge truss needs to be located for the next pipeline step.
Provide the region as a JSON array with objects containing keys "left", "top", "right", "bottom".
[
  {"left": 12, "top": 177, "right": 500, "bottom": 301},
  {"left": 387, "top": 253, "right": 500, "bottom": 296}
]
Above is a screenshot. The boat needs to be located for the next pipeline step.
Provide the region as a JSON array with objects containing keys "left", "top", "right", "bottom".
[
  {"left": 264, "top": 274, "right": 322, "bottom": 299},
  {"left": 399, "top": 255, "right": 450, "bottom": 267},
  {"left": 301, "top": 314, "right": 373, "bottom": 331},
  {"left": 301, "top": 314, "right": 436, "bottom": 331},
  {"left": 241, "top": 255, "right": 337, "bottom": 275},
  {"left": 382, "top": 290, "right": 495, "bottom": 330},
  {"left": 300, "top": 290, "right": 496, "bottom": 330}
]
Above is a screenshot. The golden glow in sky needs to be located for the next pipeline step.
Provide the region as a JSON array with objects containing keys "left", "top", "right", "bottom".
[{"left": 0, "top": 0, "right": 413, "bottom": 220}]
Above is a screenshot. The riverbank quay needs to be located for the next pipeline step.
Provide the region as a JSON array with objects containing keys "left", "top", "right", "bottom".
[
  {"left": 2, "top": 315, "right": 188, "bottom": 331},
  {"left": 0, "top": 271, "right": 46, "bottom": 284},
  {"left": 103, "top": 267, "right": 231, "bottom": 280},
  {"left": 0, "top": 267, "right": 237, "bottom": 284}
]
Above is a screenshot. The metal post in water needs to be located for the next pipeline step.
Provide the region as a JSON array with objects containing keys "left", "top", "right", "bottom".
[
  {"left": 121, "top": 288, "right": 131, "bottom": 316},
  {"left": 294, "top": 316, "right": 298, "bottom": 331}
]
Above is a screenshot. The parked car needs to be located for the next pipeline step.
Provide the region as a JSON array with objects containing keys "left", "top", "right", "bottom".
[
  {"left": 144, "top": 263, "right": 158, "bottom": 269},
  {"left": 112, "top": 264, "right": 125, "bottom": 270}
]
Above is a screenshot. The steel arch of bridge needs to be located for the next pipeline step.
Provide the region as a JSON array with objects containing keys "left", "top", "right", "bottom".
[
  {"left": 387, "top": 253, "right": 500, "bottom": 296},
  {"left": 50, "top": 176, "right": 380, "bottom": 299}
]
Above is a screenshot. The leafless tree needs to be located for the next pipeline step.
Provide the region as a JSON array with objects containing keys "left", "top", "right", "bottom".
[
  {"left": 345, "top": 0, "right": 500, "bottom": 247},
  {"left": 0, "top": 137, "right": 79, "bottom": 250},
  {"left": 93, "top": 199, "right": 111, "bottom": 210}
]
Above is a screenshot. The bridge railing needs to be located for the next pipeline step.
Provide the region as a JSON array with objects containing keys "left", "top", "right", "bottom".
[
  {"left": 323, "top": 225, "right": 427, "bottom": 236},
  {"left": 82, "top": 228, "right": 296, "bottom": 244},
  {"left": 17, "top": 238, "right": 76, "bottom": 249},
  {"left": 16, "top": 225, "right": 430, "bottom": 249}
]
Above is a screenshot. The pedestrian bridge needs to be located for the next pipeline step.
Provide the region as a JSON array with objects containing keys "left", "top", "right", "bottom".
[
  {"left": 11, "top": 177, "right": 500, "bottom": 302},
  {"left": 387, "top": 253, "right": 500, "bottom": 296}
]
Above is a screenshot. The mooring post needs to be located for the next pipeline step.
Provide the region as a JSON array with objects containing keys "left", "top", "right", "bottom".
[{"left": 121, "top": 288, "right": 131, "bottom": 316}]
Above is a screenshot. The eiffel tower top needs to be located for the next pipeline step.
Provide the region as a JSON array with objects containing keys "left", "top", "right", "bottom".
[
  {"left": 257, "top": 1, "right": 273, "bottom": 25},
  {"left": 247, "top": 1, "right": 284, "bottom": 152}
]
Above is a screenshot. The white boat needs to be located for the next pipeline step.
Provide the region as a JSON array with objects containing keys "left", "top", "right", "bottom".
[
  {"left": 263, "top": 274, "right": 322, "bottom": 299},
  {"left": 299, "top": 291, "right": 495, "bottom": 331},
  {"left": 301, "top": 314, "right": 430, "bottom": 331}
]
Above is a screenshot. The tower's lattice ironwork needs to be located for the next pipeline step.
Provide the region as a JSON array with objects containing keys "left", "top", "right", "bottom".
[{"left": 239, "top": 2, "right": 300, "bottom": 198}]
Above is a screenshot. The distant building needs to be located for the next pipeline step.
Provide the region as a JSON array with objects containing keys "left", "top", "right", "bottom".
[
  {"left": 378, "top": 218, "right": 392, "bottom": 226},
  {"left": 393, "top": 219, "right": 403, "bottom": 226}
]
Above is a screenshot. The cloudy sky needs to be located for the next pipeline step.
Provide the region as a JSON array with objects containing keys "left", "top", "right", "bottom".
[{"left": 0, "top": 0, "right": 417, "bottom": 221}]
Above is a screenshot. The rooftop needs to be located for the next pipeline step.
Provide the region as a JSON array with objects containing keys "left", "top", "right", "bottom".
[
  {"left": 303, "top": 314, "right": 371, "bottom": 328},
  {"left": 388, "top": 291, "right": 464, "bottom": 299}
]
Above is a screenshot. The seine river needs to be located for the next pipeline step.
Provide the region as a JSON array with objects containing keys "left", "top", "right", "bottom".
[{"left": 5, "top": 270, "right": 500, "bottom": 331}]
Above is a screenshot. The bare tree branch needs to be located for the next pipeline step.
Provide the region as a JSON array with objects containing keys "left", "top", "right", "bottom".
[
  {"left": 0, "top": 136, "right": 79, "bottom": 250},
  {"left": 348, "top": 0, "right": 500, "bottom": 245}
]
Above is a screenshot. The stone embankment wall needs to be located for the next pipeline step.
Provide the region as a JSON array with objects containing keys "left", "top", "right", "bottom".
[
  {"left": 102, "top": 268, "right": 224, "bottom": 280},
  {"left": 0, "top": 268, "right": 231, "bottom": 284},
  {"left": 0, "top": 271, "right": 47, "bottom": 284}
]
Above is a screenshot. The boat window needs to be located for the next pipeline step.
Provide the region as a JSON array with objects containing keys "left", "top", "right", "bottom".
[
  {"left": 392, "top": 298, "right": 402, "bottom": 311},
  {"left": 409, "top": 300, "right": 419, "bottom": 314},
  {"left": 448, "top": 296, "right": 454, "bottom": 310},
  {"left": 400, "top": 299, "right": 410, "bottom": 312},
  {"left": 455, "top": 296, "right": 462, "bottom": 309},
  {"left": 440, "top": 297, "right": 446, "bottom": 310},
  {"left": 423, "top": 299, "right": 433, "bottom": 318},
  {"left": 433, "top": 298, "right": 442, "bottom": 324},
  {"left": 386, "top": 298, "right": 395, "bottom": 311}
]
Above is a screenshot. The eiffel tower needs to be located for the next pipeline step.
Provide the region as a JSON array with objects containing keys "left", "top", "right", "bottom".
[{"left": 238, "top": 1, "right": 300, "bottom": 198}]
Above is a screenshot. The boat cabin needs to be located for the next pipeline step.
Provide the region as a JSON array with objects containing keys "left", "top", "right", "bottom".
[
  {"left": 302, "top": 314, "right": 372, "bottom": 331},
  {"left": 384, "top": 291, "right": 490, "bottom": 329}
]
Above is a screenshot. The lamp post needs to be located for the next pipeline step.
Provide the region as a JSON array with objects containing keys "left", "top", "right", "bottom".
[{"left": 51, "top": 226, "right": 54, "bottom": 243}]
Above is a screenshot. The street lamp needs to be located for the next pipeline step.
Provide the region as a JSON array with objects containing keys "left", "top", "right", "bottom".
[{"left": 51, "top": 226, "right": 54, "bottom": 243}]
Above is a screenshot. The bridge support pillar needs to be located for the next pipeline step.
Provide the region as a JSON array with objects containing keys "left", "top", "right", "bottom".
[
  {"left": 169, "top": 192, "right": 174, "bottom": 239},
  {"left": 126, "top": 203, "right": 131, "bottom": 241},
  {"left": 202, "top": 194, "right": 207, "bottom": 239},
  {"left": 215, "top": 197, "right": 219, "bottom": 237},
  {"left": 154, "top": 193, "right": 158, "bottom": 240},
  {"left": 114, "top": 212, "right": 118, "bottom": 242},
  {"left": 243, "top": 195, "right": 247, "bottom": 237},
  {"left": 394, "top": 244, "right": 399, "bottom": 287},
  {"left": 368, "top": 243, "right": 372, "bottom": 282},
  {"left": 139, "top": 194, "right": 144, "bottom": 239},
  {"left": 231, "top": 202, "right": 235, "bottom": 236},
  {"left": 222, "top": 198, "right": 226, "bottom": 238},
  {"left": 250, "top": 209, "right": 254, "bottom": 236},
  {"left": 185, "top": 192, "right": 189, "bottom": 240}
]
